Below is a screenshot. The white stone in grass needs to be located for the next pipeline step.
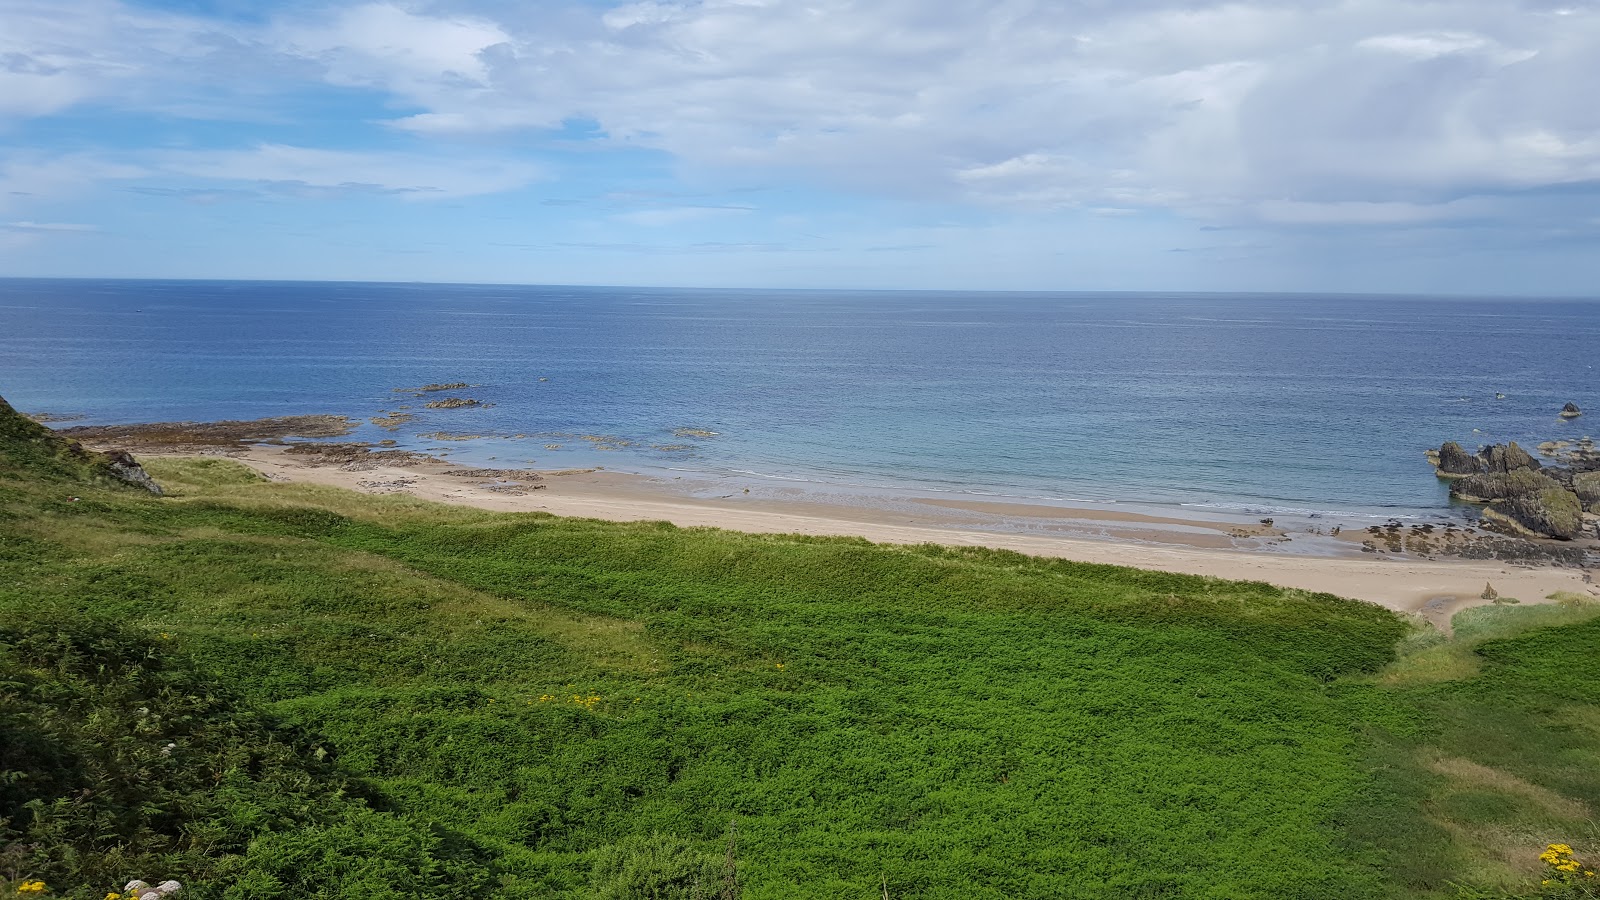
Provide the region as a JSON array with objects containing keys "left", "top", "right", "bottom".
[
  {"left": 124, "top": 882, "right": 150, "bottom": 892},
  {"left": 156, "top": 881, "right": 182, "bottom": 895}
]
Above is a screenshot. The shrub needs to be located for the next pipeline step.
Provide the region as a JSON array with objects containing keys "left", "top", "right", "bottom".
[{"left": 590, "top": 833, "right": 722, "bottom": 900}]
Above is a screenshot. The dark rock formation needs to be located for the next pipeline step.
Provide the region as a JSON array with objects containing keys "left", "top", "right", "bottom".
[
  {"left": 1433, "top": 441, "right": 1485, "bottom": 478},
  {"left": 1430, "top": 440, "right": 1541, "bottom": 478},
  {"left": 1434, "top": 438, "right": 1594, "bottom": 541},
  {"left": 103, "top": 449, "right": 163, "bottom": 495},
  {"left": 1560, "top": 402, "right": 1583, "bottom": 419},
  {"left": 423, "top": 398, "right": 486, "bottom": 409},
  {"left": 1491, "top": 441, "right": 1539, "bottom": 472},
  {"left": 1451, "top": 468, "right": 1561, "bottom": 503}
]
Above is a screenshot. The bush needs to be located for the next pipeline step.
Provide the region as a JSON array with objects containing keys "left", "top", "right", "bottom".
[{"left": 590, "top": 832, "right": 723, "bottom": 900}]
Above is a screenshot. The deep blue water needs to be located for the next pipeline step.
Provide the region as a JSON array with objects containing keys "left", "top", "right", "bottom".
[{"left": 1, "top": 278, "right": 1595, "bottom": 517}]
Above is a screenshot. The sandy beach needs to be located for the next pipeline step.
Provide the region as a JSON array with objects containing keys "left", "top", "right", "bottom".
[{"left": 167, "top": 444, "right": 1599, "bottom": 631}]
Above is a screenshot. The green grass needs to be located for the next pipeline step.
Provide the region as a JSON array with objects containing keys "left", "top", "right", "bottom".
[{"left": 2, "top": 451, "right": 1597, "bottom": 899}]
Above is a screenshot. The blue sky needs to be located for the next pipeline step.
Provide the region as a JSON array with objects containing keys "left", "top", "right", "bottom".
[{"left": 2, "top": 0, "right": 1598, "bottom": 293}]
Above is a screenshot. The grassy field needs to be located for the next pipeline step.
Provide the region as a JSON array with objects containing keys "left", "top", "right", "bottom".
[{"left": 2, "top": 431, "right": 1597, "bottom": 898}]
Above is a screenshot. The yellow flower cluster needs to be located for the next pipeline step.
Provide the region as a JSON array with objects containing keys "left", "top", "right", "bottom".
[
  {"left": 15, "top": 881, "right": 46, "bottom": 894},
  {"left": 1539, "top": 843, "right": 1597, "bottom": 880},
  {"left": 535, "top": 692, "right": 603, "bottom": 710}
]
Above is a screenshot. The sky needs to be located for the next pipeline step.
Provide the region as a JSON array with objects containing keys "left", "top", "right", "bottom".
[{"left": 1, "top": 0, "right": 1598, "bottom": 293}]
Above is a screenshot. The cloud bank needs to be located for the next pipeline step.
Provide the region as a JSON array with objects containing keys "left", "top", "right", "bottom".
[{"left": 1, "top": 0, "right": 1597, "bottom": 288}]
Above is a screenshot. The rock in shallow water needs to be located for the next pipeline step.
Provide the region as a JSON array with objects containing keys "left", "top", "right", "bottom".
[
  {"left": 1433, "top": 438, "right": 1593, "bottom": 541},
  {"left": 1433, "top": 441, "right": 1484, "bottom": 477}
]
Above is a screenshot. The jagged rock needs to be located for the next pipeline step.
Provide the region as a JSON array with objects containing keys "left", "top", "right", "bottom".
[
  {"left": 1560, "top": 402, "right": 1583, "bottom": 419},
  {"left": 1489, "top": 488, "right": 1584, "bottom": 540},
  {"left": 424, "top": 397, "right": 486, "bottom": 409},
  {"left": 1503, "top": 441, "right": 1538, "bottom": 471},
  {"left": 1481, "top": 582, "right": 1498, "bottom": 600},
  {"left": 103, "top": 449, "right": 163, "bottom": 495},
  {"left": 1482, "top": 441, "right": 1540, "bottom": 473},
  {"left": 1433, "top": 441, "right": 1484, "bottom": 477}
]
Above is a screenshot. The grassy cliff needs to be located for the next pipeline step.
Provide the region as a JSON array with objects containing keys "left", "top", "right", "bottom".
[{"left": 1, "top": 404, "right": 1595, "bottom": 899}]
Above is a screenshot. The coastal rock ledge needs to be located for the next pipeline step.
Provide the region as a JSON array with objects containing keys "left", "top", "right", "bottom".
[{"left": 1430, "top": 439, "right": 1599, "bottom": 541}]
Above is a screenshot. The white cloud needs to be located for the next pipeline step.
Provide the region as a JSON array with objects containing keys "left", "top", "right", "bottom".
[
  {"left": 158, "top": 143, "right": 542, "bottom": 199},
  {"left": 0, "top": 153, "right": 147, "bottom": 214},
  {"left": 3, "top": 0, "right": 1600, "bottom": 231},
  {"left": 1255, "top": 198, "right": 1491, "bottom": 226},
  {"left": 0, "top": 0, "right": 240, "bottom": 123},
  {"left": 0, "top": 220, "right": 99, "bottom": 232},
  {"left": 613, "top": 205, "right": 754, "bottom": 226},
  {"left": 274, "top": 3, "right": 510, "bottom": 106},
  {"left": 241, "top": 0, "right": 1598, "bottom": 223}
]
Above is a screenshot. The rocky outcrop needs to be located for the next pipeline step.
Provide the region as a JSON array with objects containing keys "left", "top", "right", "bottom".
[
  {"left": 1560, "top": 402, "right": 1583, "bottom": 419},
  {"left": 1434, "top": 438, "right": 1595, "bottom": 541},
  {"left": 1489, "top": 441, "right": 1540, "bottom": 473},
  {"left": 1488, "top": 488, "right": 1584, "bottom": 540},
  {"left": 1433, "top": 441, "right": 1485, "bottom": 478},
  {"left": 1451, "top": 468, "right": 1562, "bottom": 503},
  {"left": 103, "top": 449, "right": 163, "bottom": 495},
  {"left": 1430, "top": 440, "right": 1540, "bottom": 478},
  {"left": 1, "top": 393, "right": 162, "bottom": 494}
]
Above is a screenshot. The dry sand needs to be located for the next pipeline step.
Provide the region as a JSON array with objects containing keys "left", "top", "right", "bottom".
[{"left": 190, "top": 445, "right": 1600, "bottom": 631}]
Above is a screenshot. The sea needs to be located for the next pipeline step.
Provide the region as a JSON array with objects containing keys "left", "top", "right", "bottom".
[{"left": 1, "top": 278, "right": 1595, "bottom": 523}]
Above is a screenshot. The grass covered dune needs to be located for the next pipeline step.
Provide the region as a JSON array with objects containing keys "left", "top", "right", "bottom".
[{"left": 2, "top": 413, "right": 1598, "bottom": 897}]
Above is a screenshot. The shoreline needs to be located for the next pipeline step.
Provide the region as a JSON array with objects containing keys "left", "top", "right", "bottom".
[{"left": 153, "top": 443, "right": 1599, "bottom": 631}]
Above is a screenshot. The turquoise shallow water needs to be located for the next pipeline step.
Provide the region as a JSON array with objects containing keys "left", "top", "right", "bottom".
[{"left": 1, "top": 278, "right": 1595, "bottom": 519}]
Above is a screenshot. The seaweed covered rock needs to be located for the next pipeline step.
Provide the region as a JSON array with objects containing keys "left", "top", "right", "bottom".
[
  {"left": 1451, "top": 468, "right": 1562, "bottom": 503},
  {"left": 1487, "top": 488, "right": 1585, "bottom": 540},
  {"left": 1575, "top": 471, "right": 1600, "bottom": 513},
  {"left": 0, "top": 393, "right": 161, "bottom": 494}
]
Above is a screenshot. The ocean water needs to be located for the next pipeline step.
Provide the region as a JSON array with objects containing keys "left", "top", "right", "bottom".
[{"left": 1, "top": 278, "right": 1595, "bottom": 519}]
